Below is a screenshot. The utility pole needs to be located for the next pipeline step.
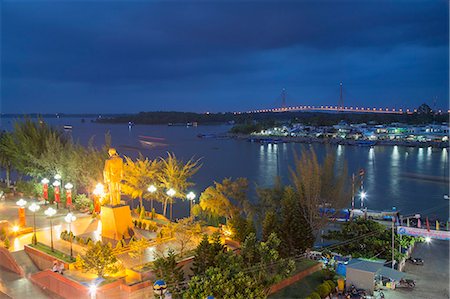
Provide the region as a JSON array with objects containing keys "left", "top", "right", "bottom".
[
  {"left": 339, "top": 82, "right": 343, "bottom": 111},
  {"left": 392, "top": 216, "right": 395, "bottom": 269}
]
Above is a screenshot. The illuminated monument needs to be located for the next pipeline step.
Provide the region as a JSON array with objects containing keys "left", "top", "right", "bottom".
[{"left": 101, "top": 148, "right": 133, "bottom": 240}]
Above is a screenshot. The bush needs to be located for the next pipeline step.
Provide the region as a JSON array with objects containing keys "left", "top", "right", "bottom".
[
  {"left": 16, "top": 180, "right": 39, "bottom": 198},
  {"left": 325, "top": 280, "right": 335, "bottom": 292},
  {"left": 308, "top": 292, "right": 321, "bottom": 299},
  {"left": 147, "top": 222, "right": 158, "bottom": 232},
  {"left": 139, "top": 208, "right": 146, "bottom": 220},
  {"left": 74, "top": 194, "right": 92, "bottom": 211},
  {"left": 321, "top": 268, "right": 336, "bottom": 280},
  {"left": 3, "top": 237, "right": 10, "bottom": 249},
  {"left": 316, "top": 283, "right": 331, "bottom": 298}
]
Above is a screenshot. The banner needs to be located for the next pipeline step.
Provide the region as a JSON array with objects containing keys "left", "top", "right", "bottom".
[{"left": 397, "top": 226, "right": 450, "bottom": 241}]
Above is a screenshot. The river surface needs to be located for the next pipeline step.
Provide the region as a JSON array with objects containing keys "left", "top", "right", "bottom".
[{"left": 1, "top": 117, "right": 449, "bottom": 220}]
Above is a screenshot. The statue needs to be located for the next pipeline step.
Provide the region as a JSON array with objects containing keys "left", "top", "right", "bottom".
[{"left": 103, "top": 148, "right": 123, "bottom": 206}]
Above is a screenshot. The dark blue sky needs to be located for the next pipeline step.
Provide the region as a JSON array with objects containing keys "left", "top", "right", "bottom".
[{"left": 1, "top": 1, "right": 448, "bottom": 113}]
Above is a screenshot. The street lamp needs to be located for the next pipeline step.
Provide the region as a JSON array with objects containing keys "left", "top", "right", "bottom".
[
  {"left": 166, "top": 188, "right": 176, "bottom": 221},
  {"left": 29, "top": 203, "right": 40, "bottom": 245},
  {"left": 16, "top": 199, "right": 27, "bottom": 227},
  {"left": 41, "top": 178, "right": 49, "bottom": 204},
  {"left": 186, "top": 191, "right": 196, "bottom": 217},
  {"left": 53, "top": 181, "right": 61, "bottom": 209},
  {"left": 425, "top": 237, "right": 431, "bottom": 243},
  {"left": 360, "top": 191, "right": 366, "bottom": 208},
  {"left": 65, "top": 183, "right": 73, "bottom": 210},
  {"left": 65, "top": 212, "right": 76, "bottom": 258},
  {"left": 148, "top": 184, "right": 157, "bottom": 210},
  {"left": 153, "top": 279, "right": 167, "bottom": 298},
  {"left": 44, "top": 207, "right": 57, "bottom": 251}
]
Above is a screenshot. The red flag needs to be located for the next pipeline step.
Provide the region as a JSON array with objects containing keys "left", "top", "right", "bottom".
[
  {"left": 43, "top": 184, "right": 48, "bottom": 200},
  {"left": 54, "top": 186, "right": 60, "bottom": 203},
  {"left": 66, "top": 189, "right": 72, "bottom": 207},
  {"left": 426, "top": 217, "right": 430, "bottom": 232}
]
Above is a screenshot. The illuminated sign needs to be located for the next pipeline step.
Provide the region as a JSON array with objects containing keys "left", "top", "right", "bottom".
[{"left": 397, "top": 226, "right": 450, "bottom": 241}]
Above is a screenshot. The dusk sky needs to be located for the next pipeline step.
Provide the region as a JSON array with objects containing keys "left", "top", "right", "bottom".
[{"left": 1, "top": 1, "right": 448, "bottom": 114}]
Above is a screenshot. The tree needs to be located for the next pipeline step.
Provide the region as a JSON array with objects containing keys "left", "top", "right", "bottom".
[
  {"left": 158, "top": 153, "right": 201, "bottom": 218},
  {"left": 289, "top": 148, "right": 350, "bottom": 234},
  {"left": 121, "top": 155, "right": 160, "bottom": 209},
  {"left": 199, "top": 177, "right": 251, "bottom": 222},
  {"left": 191, "top": 233, "right": 225, "bottom": 276},
  {"left": 173, "top": 218, "right": 201, "bottom": 258},
  {"left": 153, "top": 249, "right": 185, "bottom": 297},
  {"left": 76, "top": 241, "right": 119, "bottom": 278},
  {"left": 128, "top": 237, "right": 150, "bottom": 267},
  {"left": 278, "top": 187, "right": 314, "bottom": 257},
  {"left": 0, "top": 132, "right": 13, "bottom": 187}
]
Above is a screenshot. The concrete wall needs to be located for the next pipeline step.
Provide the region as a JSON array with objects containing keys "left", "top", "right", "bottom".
[
  {"left": 24, "top": 245, "right": 72, "bottom": 271},
  {"left": 0, "top": 247, "right": 24, "bottom": 276},
  {"left": 31, "top": 270, "right": 89, "bottom": 299},
  {"left": 346, "top": 268, "right": 375, "bottom": 294}
]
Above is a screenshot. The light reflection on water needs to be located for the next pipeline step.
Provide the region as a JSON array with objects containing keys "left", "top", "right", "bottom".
[{"left": 1, "top": 118, "right": 448, "bottom": 220}]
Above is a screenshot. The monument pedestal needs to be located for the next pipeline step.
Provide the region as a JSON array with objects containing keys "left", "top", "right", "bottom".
[{"left": 100, "top": 205, "right": 133, "bottom": 240}]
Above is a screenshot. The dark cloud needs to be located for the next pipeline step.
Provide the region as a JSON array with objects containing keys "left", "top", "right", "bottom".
[{"left": 1, "top": 0, "right": 448, "bottom": 113}]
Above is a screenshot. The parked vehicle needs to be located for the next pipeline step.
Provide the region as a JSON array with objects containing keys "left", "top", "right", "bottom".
[
  {"left": 407, "top": 257, "right": 424, "bottom": 265},
  {"left": 397, "top": 278, "right": 415, "bottom": 289}
]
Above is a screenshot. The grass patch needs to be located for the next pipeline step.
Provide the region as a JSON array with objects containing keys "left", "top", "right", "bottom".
[
  {"left": 269, "top": 270, "right": 326, "bottom": 298},
  {"left": 295, "top": 259, "right": 318, "bottom": 273},
  {"left": 29, "top": 242, "right": 76, "bottom": 263}
]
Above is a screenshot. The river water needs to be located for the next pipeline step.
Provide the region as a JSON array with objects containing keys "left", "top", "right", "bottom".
[{"left": 1, "top": 117, "right": 449, "bottom": 221}]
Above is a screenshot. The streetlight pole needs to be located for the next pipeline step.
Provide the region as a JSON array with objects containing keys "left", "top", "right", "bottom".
[
  {"left": 392, "top": 216, "right": 395, "bottom": 269},
  {"left": 148, "top": 185, "right": 157, "bottom": 211},
  {"left": 29, "top": 203, "right": 40, "bottom": 245},
  {"left": 186, "top": 191, "right": 196, "bottom": 218},
  {"left": 166, "top": 188, "right": 176, "bottom": 221},
  {"left": 45, "top": 207, "right": 57, "bottom": 251},
  {"left": 65, "top": 213, "right": 76, "bottom": 258}
]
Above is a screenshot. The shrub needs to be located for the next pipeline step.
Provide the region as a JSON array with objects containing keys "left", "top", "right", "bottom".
[
  {"left": 16, "top": 180, "right": 39, "bottom": 198},
  {"left": 308, "top": 292, "right": 321, "bottom": 299},
  {"left": 3, "top": 237, "right": 10, "bottom": 249},
  {"left": 325, "top": 280, "right": 335, "bottom": 292},
  {"left": 147, "top": 222, "right": 157, "bottom": 232},
  {"left": 322, "top": 268, "right": 336, "bottom": 280},
  {"left": 139, "top": 208, "right": 146, "bottom": 220},
  {"left": 74, "top": 194, "right": 92, "bottom": 211},
  {"left": 316, "top": 283, "right": 331, "bottom": 298},
  {"left": 78, "top": 238, "right": 85, "bottom": 245}
]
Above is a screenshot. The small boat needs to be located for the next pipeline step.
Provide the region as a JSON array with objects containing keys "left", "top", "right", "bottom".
[
  {"left": 197, "top": 134, "right": 216, "bottom": 138},
  {"left": 444, "top": 194, "right": 449, "bottom": 200},
  {"left": 63, "top": 125, "right": 73, "bottom": 131}
]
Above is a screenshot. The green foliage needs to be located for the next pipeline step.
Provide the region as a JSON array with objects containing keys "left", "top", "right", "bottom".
[
  {"left": 128, "top": 238, "right": 150, "bottom": 266},
  {"left": 122, "top": 155, "right": 160, "bottom": 209},
  {"left": 3, "top": 237, "right": 10, "bottom": 249},
  {"left": 308, "top": 292, "right": 321, "bottom": 299},
  {"left": 316, "top": 283, "right": 331, "bottom": 298},
  {"left": 16, "top": 180, "right": 40, "bottom": 198},
  {"left": 189, "top": 232, "right": 294, "bottom": 298},
  {"left": 76, "top": 241, "right": 119, "bottom": 278},
  {"left": 184, "top": 266, "right": 267, "bottom": 299},
  {"left": 74, "top": 194, "right": 92, "bottom": 211},
  {"left": 323, "top": 218, "right": 414, "bottom": 262},
  {"left": 31, "top": 233, "right": 37, "bottom": 245},
  {"left": 191, "top": 234, "right": 225, "bottom": 276},
  {"left": 289, "top": 148, "right": 350, "bottom": 233},
  {"left": 325, "top": 280, "right": 335, "bottom": 292},
  {"left": 321, "top": 269, "right": 336, "bottom": 281},
  {"left": 153, "top": 249, "right": 185, "bottom": 297},
  {"left": 227, "top": 215, "right": 255, "bottom": 243}
]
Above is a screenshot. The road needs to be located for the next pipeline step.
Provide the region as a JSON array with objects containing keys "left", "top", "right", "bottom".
[{"left": 384, "top": 239, "right": 449, "bottom": 299}]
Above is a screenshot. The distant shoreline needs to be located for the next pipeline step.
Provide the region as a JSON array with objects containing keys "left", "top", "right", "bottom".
[{"left": 228, "top": 133, "right": 449, "bottom": 148}]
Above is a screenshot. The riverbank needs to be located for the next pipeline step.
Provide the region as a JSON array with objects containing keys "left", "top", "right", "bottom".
[{"left": 228, "top": 133, "right": 449, "bottom": 148}]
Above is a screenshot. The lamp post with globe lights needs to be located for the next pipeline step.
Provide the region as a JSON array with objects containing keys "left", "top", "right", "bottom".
[
  {"left": 147, "top": 184, "right": 157, "bottom": 211},
  {"left": 44, "top": 207, "right": 57, "bottom": 251},
  {"left": 65, "top": 213, "right": 76, "bottom": 258},
  {"left": 16, "top": 199, "right": 27, "bottom": 227},
  {"left": 29, "top": 203, "right": 40, "bottom": 245},
  {"left": 186, "top": 191, "right": 196, "bottom": 217}
]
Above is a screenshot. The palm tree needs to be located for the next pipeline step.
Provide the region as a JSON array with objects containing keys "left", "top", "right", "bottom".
[
  {"left": 158, "top": 153, "right": 201, "bottom": 220},
  {"left": 121, "top": 155, "right": 160, "bottom": 210},
  {"left": 0, "top": 132, "right": 13, "bottom": 188}
]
